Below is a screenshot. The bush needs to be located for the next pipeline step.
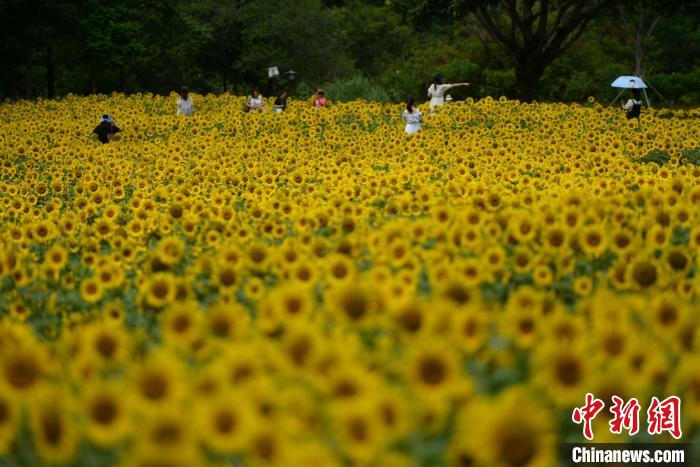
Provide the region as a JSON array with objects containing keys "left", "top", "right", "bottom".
[
  {"left": 635, "top": 149, "right": 671, "bottom": 166},
  {"left": 681, "top": 148, "right": 700, "bottom": 166},
  {"left": 320, "top": 75, "right": 391, "bottom": 103}
]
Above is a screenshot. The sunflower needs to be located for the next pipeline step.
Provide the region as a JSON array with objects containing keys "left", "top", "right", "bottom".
[
  {"left": 136, "top": 408, "right": 198, "bottom": 461},
  {"left": 82, "top": 322, "right": 129, "bottom": 368},
  {"left": 332, "top": 402, "right": 385, "bottom": 463},
  {"left": 322, "top": 363, "right": 376, "bottom": 403},
  {"left": 562, "top": 206, "right": 582, "bottom": 231},
  {"left": 390, "top": 299, "right": 426, "bottom": 337},
  {"left": 672, "top": 355, "right": 700, "bottom": 423},
  {"left": 280, "top": 325, "right": 320, "bottom": 370},
  {"left": 665, "top": 247, "right": 691, "bottom": 275},
  {"left": 532, "top": 263, "right": 553, "bottom": 287},
  {"left": 131, "top": 352, "right": 185, "bottom": 409},
  {"left": 0, "top": 340, "right": 46, "bottom": 396},
  {"left": 268, "top": 285, "right": 313, "bottom": 321},
  {"left": 609, "top": 227, "right": 637, "bottom": 257},
  {"left": 452, "top": 308, "right": 488, "bottom": 355},
  {"left": 543, "top": 311, "right": 584, "bottom": 343},
  {"left": 456, "top": 257, "right": 483, "bottom": 287},
  {"left": 288, "top": 441, "right": 342, "bottom": 467},
  {"left": 44, "top": 243, "right": 68, "bottom": 271},
  {"left": 83, "top": 382, "right": 132, "bottom": 446},
  {"left": 648, "top": 293, "right": 687, "bottom": 337},
  {"left": 508, "top": 212, "right": 537, "bottom": 244},
  {"left": 30, "top": 389, "right": 77, "bottom": 465},
  {"left": 533, "top": 341, "right": 590, "bottom": 407},
  {"left": 483, "top": 245, "right": 506, "bottom": 273},
  {"left": 141, "top": 272, "right": 177, "bottom": 308},
  {"left": 573, "top": 276, "right": 593, "bottom": 297},
  {"left": 246, "top": 427, "right": 287, "bottom": 466},
  {"left": 329, "top": 283, "right": 376, "bottom": 326},
  {"left": 647, "top": 223, "right": 671, "bottom": 250},
  {"left": 198, "top": 393, "right": 256, "bottom": 453},
  {"left": 206, "top": 303, "right": 249, "bottom": 341},
  {"left": 32, "top": 220, "right": 56, "bottom": 243},
  {"left": 405, "top": 343, "right": 459, "bottom": 401},
  {"left": 579, "top": 224, "right": 607, "bottom": 258},
  {"left": 155, "top": 236, "right": 185, "bottom": 266},
  {"left": 215, "top": 345, "right": 263, "bottom": 388},
  {"left": 438, "top": 278, "right": 478, "bottom": 309},
  {"left": 324, "top": 253, "right": 355, "bottom": 284},
  {"left": 243, "top": 276, "right": 265, "bottom": 300},
  {"left": 95, "top": 264, "right": 123, "bottom": 289},
  {"left": 0, "top": 386, "right": 18, "bottom": 454},
  {"left": 212, "top": 264, "right": 238, "bottom": 292},
  {"left": 501, "top": 304, "right": 540, "bottom": 349},
  {"left": 9, "top": 302, "right": 31, "bottom": 322},
  {"left": 80, "top": 277, "right": 104, "bottom": 304},
  {"left": 626, "top": 256, "right": 661, "bottom": 290},
  {"left": 511, "top": 246, "right": 534, "bottom": 274},
  {"left": 161, "top": 302, "right": 202, "bottom": 351},
  {"left": 457, "top": 389, "right": 555, "bottom": 467},
  {"left": 102, "top": 300, "right": 125, "bottom": 324},
  {"left": 245, "top": 243, "right": 269, "bottom": 270},
  {"left": 291, "top": 259, "right": 318, "bottom": 285},
  {"left": 690, "top": 225, "right": 700, "bottom": 252},
  {"left": 93, "top": 218, "right": 115, "bottom": 240}
]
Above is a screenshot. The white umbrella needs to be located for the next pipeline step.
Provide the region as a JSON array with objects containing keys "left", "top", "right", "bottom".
[
  {"left": 609, "top": 75, "right": 651, "bottom": 107},
  {"left": 610, "top": 75, "right": 648, "bottom": 89}
]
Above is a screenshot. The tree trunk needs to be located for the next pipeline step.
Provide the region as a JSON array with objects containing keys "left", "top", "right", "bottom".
[
  {"left": 24, "top": 61, "right": 32, "bottom": 99},
  {"left": 8, "top": 73, "right": 18, "bottom": 99},
  {"left": 223, "top": 68, "right": 227, "bottom": 93},
  {"left": 634, "top": 32, "right": 643, "bottom": 76},
  {"left": 46, "top": 43, "right": 55, "bottom": 99},
  {"left": 120, "top": 63, "right": 127, "bottom": 93},
  {"left": 515, "top": 57, "right": 545, "bottom": 102}
]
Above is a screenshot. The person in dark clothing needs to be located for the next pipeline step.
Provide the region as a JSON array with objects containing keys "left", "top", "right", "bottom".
[
  {"left": 93, "top": 114, "right": 121, "bottom": 143},
  {"left": 273, "top": 90, "right": 288, "bottom": 112},
  {"left": 622, "top": 89, "right": 642, "bottom": 119}
]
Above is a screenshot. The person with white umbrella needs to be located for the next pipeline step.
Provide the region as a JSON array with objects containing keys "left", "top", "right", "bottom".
[{"left": 621, "top": 88, "right": 643, "bottom": 119}]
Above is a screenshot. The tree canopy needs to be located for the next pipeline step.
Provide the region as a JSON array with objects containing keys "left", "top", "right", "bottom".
[{"left": 0, "top": 0, "right": 698, "bottom": 104}]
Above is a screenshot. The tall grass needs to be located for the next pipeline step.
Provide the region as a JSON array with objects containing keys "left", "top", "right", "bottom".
[{"left": 297, "top": 75, "right": 391, "bottom": 103}]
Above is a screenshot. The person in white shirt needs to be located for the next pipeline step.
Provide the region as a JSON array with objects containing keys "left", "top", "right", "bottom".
[
  {"left": 244, "top": 88, "right": 265, "bottom": 113},
  {"left": 402, "top": 97, "right": 422, "bottom": 134},
  {"left": 427, "top": 73, "right": 470, "bottom": 109},
  {"left": 621, "top": 88, "right": 642, "bottom": 119},
  {"left": 176, "top": 86, "right": 194, "bottom": 116}
]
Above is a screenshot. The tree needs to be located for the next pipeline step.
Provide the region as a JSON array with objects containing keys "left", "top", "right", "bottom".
[
  {"left": 338, "top": 0, "right": 412, "bottom": 77},
  {"left": 184, "top": 0, "right": 249, "bottom": 92},
  {"left": 392, "top": 0, "right": 610, "bottom": 101},
  {"left": 616, "top": 1, "right": 668, "bottom": 76},
  {"left": 236, "top": 0, "right": 353, "bottom": 89},
  {"left": 0, "top": 0, "right": 78, "bottom": 98}
]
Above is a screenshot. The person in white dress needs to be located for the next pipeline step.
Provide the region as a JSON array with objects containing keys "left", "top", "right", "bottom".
[
  {"left": 402, "top": 97, "right": 422, "bottom": 134},
  {"left": 427, "top": 73, "right": 470, "bottom": 109},
  {"left": 176, "top": 86, "right": 194, "bottom": 116},
  {"left": 244, "top": 88, "right": 265, "bottom": 113}
]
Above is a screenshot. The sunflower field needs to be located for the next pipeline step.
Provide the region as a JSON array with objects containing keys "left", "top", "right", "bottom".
[{"left": 0, "top": 94, "right": 699, "bottom": 467}]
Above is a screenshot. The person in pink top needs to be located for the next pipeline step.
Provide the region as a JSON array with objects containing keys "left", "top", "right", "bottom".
[{"left": 312, "top": 88, "right": 331, "bottom": 108}]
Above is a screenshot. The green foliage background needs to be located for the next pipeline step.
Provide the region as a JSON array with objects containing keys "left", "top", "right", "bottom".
[{"left": 0, "top": 0, "right": 698, "bottom": 104}]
